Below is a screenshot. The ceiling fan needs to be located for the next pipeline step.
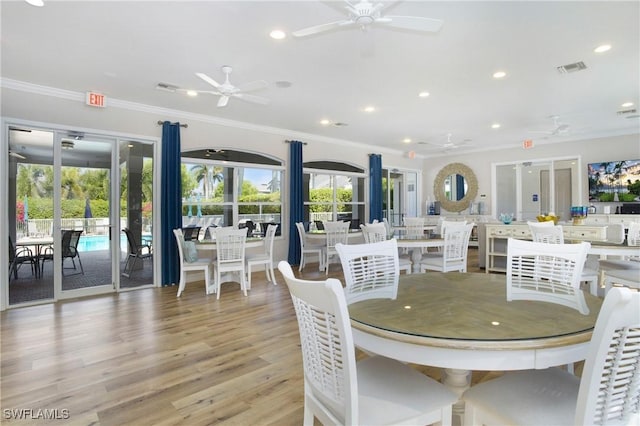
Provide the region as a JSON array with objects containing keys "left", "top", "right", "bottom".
[
  {"left": 181, "top": 66, "right": 269, "bottom": 108},
  {"left": 421, "top": 133, "right": 471, "bottom": 151},
  {"left": 529, "top": 115, "right": 570, "bottom": 136},
  {"left": 292, "top": 0, "right": 443, "bottom": 37}
]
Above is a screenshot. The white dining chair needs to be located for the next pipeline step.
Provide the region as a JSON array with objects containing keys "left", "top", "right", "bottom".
[
  {"left": 335, "top": 239, "right": 400, "bottom": 304},
  {"left": 403, "top": 216, "right": 425, "bottom": 237},
  {"left": 438, "top": 218, "right": 467, "bottom": 236},
  {"left": 462, "top": 286, "right": 640, "bottom": 426},
  {"left": 419, "top": 222, "right": 474, "bottom": 273},
  {"left": 245, "top": 224, "right": 277, "bottom": 290},
  {"left": 277, "top": 261, "right": 458, "bottom": 426},
  {"left": 213, "top": 227, "right": 248, "bottom": 299},
  {"left": 173, "top": 228, "right": 213, "bottom": 297},
  {"left": 598, "top": 221, "right": 640, "bottom": 286},
  {"left": 506, "top": 238, "right": 591, "bottom": 314},
  {"left": 528, "top": 221, "right": 599, "bottom": 296},
  {"left": 295, "top": 222, "right": 325, "bottom": 272},
  {"left": 324, "top": 220, "right": 350, "bottom": 275},
  {"left": 603, "top": 268, "right": 640, "bottom": 294},
  {"left": 360, "top": 223, "right": 412, "bottom": 274}
]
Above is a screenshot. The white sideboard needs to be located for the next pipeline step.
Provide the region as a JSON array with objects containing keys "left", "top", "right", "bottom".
[
  {"left": 582, "top": 214, "right": 640, "bottom": 228},
  {"left": 484, "top": 223, "right": 609, "bottom": 273}
]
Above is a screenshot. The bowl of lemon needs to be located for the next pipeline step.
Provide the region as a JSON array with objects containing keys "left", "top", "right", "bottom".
[{"left": 536, "top": 213, "right": 559, "bottom": 225}]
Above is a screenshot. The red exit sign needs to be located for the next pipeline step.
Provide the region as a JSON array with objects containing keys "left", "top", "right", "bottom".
[
  {"left": 86, "top": 92, "right": 105, "bottom": 107},
  {"left": 522, "top": 139, "right": 534, "bottom": 149}
]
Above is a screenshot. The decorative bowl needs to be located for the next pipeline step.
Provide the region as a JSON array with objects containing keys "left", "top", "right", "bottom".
[
  {"left": 536, "top": 215, "right": 559, "bottom": 225},
  {"left": 499, "top": 213, "right": 514, "bottom": 225}
]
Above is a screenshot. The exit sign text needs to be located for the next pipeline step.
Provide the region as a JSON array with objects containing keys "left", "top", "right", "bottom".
[{"left": 86, "top": 92, "right": 105, "bottom": 108}]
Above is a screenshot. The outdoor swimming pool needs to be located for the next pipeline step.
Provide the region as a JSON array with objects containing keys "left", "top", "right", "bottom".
[{"left": 77, "top": 235, "right": 127, "bottom": 252}]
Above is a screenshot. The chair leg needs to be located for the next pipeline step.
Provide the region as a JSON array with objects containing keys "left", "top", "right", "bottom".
[
  {"left": 177, "top": 271, "right": 186, "bottom": 297},
  {"left": 216, "top": 269, "right": 222, "bottom": 300},
  {"left": 76, "top": 254, "right": 84, "bottom": 275},
  {"left": 241, "top": 269, "right": 248, "bottom": 297}
]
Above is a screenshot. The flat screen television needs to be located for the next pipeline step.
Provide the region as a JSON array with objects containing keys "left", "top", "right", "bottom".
[{"left": 588, "top": 159, "right": 640, "bottom": 202}]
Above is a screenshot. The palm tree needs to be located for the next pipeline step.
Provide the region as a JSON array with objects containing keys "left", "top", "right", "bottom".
[{"left": 190, "top": 164, "right": 213, "bottom": 199}]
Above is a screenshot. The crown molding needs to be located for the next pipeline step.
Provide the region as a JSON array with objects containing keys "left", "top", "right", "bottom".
[{"left": 0, "top": 78, "right": 415, "bottom": 158}]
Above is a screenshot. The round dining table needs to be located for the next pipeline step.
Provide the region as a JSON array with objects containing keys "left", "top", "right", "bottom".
[
  {"left": 394, "top": 234, "right": 444, "bottom": 272},
  {"left": 349, "top": 272, "right": 602, "bottom": 418}
]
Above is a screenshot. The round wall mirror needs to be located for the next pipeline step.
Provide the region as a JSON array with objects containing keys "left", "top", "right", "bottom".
[{"left": 434, "top": 163, "right": 478, "bottom": 212}]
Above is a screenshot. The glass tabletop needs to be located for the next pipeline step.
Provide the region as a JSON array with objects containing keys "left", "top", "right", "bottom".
[{"left": 349, "top": 272, "right": 602, "bottom": 343}]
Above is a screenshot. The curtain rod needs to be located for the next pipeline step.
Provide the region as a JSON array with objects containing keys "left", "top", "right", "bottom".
[{"left": 157, "top": 120, "right": 188, "bottom": 128}]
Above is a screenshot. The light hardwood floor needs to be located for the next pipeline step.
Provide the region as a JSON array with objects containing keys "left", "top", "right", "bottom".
[{"left": 0, "top": 249, "right": 570, "bottom": 425}]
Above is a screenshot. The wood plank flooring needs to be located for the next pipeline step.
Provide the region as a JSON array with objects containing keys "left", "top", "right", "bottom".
[{"left": 0, "top": 249, "right": 573, "bottom": 425}]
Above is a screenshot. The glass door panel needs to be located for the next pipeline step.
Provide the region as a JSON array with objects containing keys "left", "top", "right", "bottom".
[
  {"left": 8, "top": 128, "right": 55, "bottom": 305},
  {"left": 60, "top": 135, "right": 114, "bottom": 293},
  {"left": 119, "top": 140, "right": 154, "bottom": 287},
  {"left": 495, "top": 164, "right": 517, "bottom": 218}
]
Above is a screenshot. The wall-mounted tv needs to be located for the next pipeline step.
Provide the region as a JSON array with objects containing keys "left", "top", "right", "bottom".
[{"left": 588, "top": 159, "right": 640, "bottom": 202}]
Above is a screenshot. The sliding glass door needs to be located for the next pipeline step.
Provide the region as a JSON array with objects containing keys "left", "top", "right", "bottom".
[
  {"left": 58, "top": 132, "right": 115, "bottom": 294},
  {"left": 4, "top": 122, "right": 157, "bottom": 308},
  {"left": 8, "top": 128, "right": 55, "bottom": 305}
]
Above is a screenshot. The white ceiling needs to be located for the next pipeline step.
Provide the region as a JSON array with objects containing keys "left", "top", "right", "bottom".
[{"left": 2, "top": 0, "right": 639, "bottom": 157}]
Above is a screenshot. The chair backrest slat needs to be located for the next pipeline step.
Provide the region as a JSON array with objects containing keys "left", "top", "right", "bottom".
[
  {"left": 442, "top": 223, "right": 474, "bottom": 263},
  {"left": 336, "top": 239, "right": 400, "bottom": 304},
  {"left": 506, "top": 238, "right": 591, "bottom": 314},
  {"left": 214, "top": 228, "right": 247, "bottom": 263},
  {"left": 576, "top": 287, "right": 640, "bottom": 424},
  {"left": 528, "top": 221, "right": 564, "bottom": 244}
]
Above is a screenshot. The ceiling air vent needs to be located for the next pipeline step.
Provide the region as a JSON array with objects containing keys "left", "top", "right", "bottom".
[
  {"left": 617, "top": 108, "right": 637, "bottom": 115},
  {"left": 556, "top": 61, "right": 587, "bottom": 74},
  {"left": 156, "top": 82, "right": 179, "bottom": 92}
]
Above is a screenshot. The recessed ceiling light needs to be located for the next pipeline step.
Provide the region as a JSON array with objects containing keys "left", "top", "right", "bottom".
[
  {"left": 186, "top": 90, "right": 198, "bottom": 97},
  {"left": 621, "top": 102, "right": 634, "bottom": 108},
  {"left": 363, "top": 106, "right": 376, "bottom": 113},
  {"left": 402, "top": 138, "right": 412, "bottom": 144},
  {"left": 491, "top": 123, "right": 501, "bottom": 129},
  {"left": 594, "top": 44, "right": 611, "bottom": 53},
  {"left": 492, "top": 71, "right": 507, "bottom": 79},
  {"left": 320, "top": 119, "right": 330, "bottom": 126},
  {"left": 25, "top": 0, "right": 44, "bottom": 6},
  {"left": 418, "top": 91, "right": 430, "bottom": 98},
  {"left": 269, "top": 30, "right": 286, "bottom": 40}
]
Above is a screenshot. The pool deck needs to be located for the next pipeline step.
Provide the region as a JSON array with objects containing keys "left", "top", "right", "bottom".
[{"left": 8, "top": 249, "right": 154, "bottom": 305}]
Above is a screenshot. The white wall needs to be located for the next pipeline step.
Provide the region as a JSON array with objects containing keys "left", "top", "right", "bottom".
[{"left": 422, "top": 134, "right": 640, "bottom": 216}]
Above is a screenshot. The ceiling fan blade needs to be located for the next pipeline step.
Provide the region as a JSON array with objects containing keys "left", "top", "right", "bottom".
[
  {"left": 292, "top": 19, "right": 352, "bottom": 37},
  {"left": 233, "top": 93, "right": 270, "bottom": 105},
  {"left": 235, "top": 80, "right": 268, "bottom": 93},
  {"left": 381, "top": 15, "right": 443, "bottom": 32},
  {"left": 9, "top": 151, "right": 27, "bottom": 160},
  {"left": 176, "top": 88, "right": 221, "bottom": 95},
  {"left": 217, "top": 96, "right": 230, "bottom": 107},
  {"left": 195, "top": 72, "right": 222, "bottom": 89}
]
